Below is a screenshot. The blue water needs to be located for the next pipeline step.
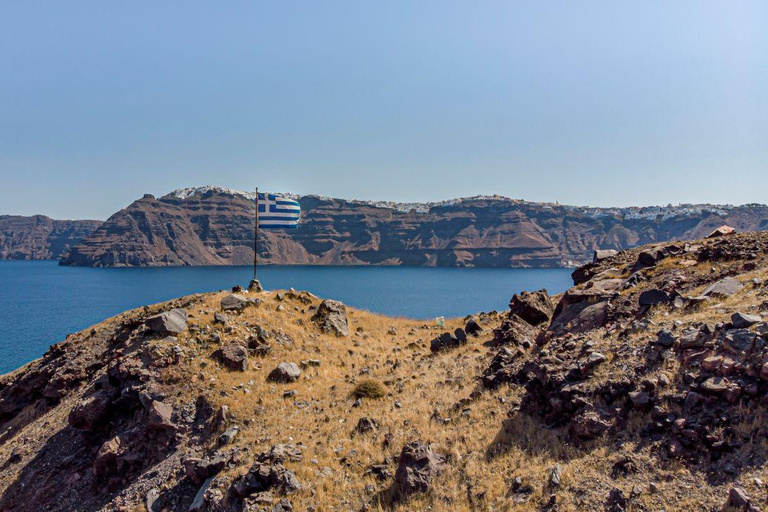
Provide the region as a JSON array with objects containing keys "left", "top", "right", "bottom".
[{"left": 0, "top": 261, "right": 572, "bottom": 374}]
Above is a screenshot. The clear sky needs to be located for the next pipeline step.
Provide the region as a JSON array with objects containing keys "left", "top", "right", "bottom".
[{"left": 1, "top": 1, "right": 766, "bottom": 220}]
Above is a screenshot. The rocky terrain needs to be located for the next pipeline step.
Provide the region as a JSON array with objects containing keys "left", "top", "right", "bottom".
[
  {"left": 2, "top": 230, "right": 768, "bottom": 511},
  {"left": 0, "top": 215, "right": 101, "bottom": 260},
  {"left": 59, "top": 186, "right": 768, "bottom": 268}
]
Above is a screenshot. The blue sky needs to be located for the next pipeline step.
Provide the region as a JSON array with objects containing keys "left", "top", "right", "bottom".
[{"left": 0, "top": 1, "right": 766, "bottom": 219}]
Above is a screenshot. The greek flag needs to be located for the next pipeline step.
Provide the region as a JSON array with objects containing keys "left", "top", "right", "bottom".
[{"left": 257, "top": 193, "right": 301, "bottom": 229}]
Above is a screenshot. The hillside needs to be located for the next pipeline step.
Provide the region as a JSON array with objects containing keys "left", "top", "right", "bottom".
[
  {"left": 59, "top": 186, "right": 768, "bottom": 268},
  {"left": 0, "top": 215, "right": 101, "bottom": 260},
  {"left": 2, "top": 231, "right": 768, "bottom": 511}
]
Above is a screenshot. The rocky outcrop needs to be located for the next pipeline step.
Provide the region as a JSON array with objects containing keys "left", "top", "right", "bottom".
[
  {"left": 58, "top": 187, "right": 768, "bottom": 268},
  {"left": 0, "top": 215, "right": 100, "bottom": 260}
]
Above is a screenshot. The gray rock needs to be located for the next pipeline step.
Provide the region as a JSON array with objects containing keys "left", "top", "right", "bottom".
[
  {"left": 549, "top": 464, "right": 562, "bottom": 487},
  {"left": 145, "top": 308, "right": 188, "bottom": 334},
  {"left": 394, "top": 441, "right": 446, "bottom": 498},
  {"left": 726, "top": 486, "right": 751, "bottom": 509},
  {"left": 731, "top": 312, "right": 762, "bottom": 328},
  {"left": 724, "top": 329, "right": 756, "bottom": 353},
  {"left": 189, "top": 477, "right": 214, "bottom": 512},
  {"left": 221, "top": 293, "right": 252, "bottom": 311},
  {"left": 639, "top": 289, "right": 670, "bottom": 307},
  {"left": 219, "top": 426, "right": 239, "bottom": 446},
  {"left": 248, "top": 279, "right": 264, "bottom": 292},
  {"left": 312, "top": 300, "right": 349, "bottom": 336},
  {"left": 655, "top": 329, "right": 676, "bottom": 348},
  {"left": 509, "top": 289, "right": 554, "bottom": 326},
  {"left": 593, "top": 249, "right": 617, "bottom": 263},
  {"left": 215, "top": 343, "right": 249, "bottom": 371},
  {"left": 268, "top": 362, "right": 302, "bottom": 383},
  {"left": 144, "top": 400, "right": 176, "bottom": 433},
  {"left": 702, "top": 277, "right": 743, "bottom": 298}
]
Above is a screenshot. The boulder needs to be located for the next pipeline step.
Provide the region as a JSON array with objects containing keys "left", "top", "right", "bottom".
[
  {"left": 493, "top": 314, "right": 537, "bottom": 346},
  {"left": 188, "top": 477, "right": 214, "bottom": 512},
  {"left": 638, "top": 289, "right": 670, "bottom": 307},
  {"left": 593, "top": 249, "right": 618, "bottom": 263},
  {"left": 508, "top": 290, "right": 554, "bottom": 326},
  {"left": 93, "top": 435, "right": 124, "bottom": 479},
  {"left": 731, "top": 312, "right": 762, "bottom": 329},
  {"left": 312, "top": 300, "right": 349, "bottom": 336},
  {"left": 68, "top": 390, "right": 112, "bottom": 431},
  {"left": 430, "top": 329, "right": 468, "bottom": 352},
  {"left": 702, "top": 277, "right": 743, "bottom": 298},
  {"left": 221, "top": 294, "right": 252, "bottom": 312},
  {"left": 394, "top": 441, "right": 446, "bottom": 499},
  {"left": 214, "top": 343, "right": 249, "bottom": 371},
  {"left": 185, "top": 456, "right": 228, "bottom": 484},
  {"left": 707, "top": 225, "right": 736, "bottom": 238},
  {"left": 464, "top": 318, "right": 482, "bottom": 336},
  {"left": 145, "top": 308, "right": 188, "bottom": 334},
  {"left": 144, "top": 399, "right": 176, "bottom": 432},
  {"left": 569, "top": 408, "right": 614, "bottom": 441},
  {"left": 268, "top": 363, "right": 302, "bottom": 383}
]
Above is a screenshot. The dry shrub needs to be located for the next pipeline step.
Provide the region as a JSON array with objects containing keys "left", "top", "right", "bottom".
[{"left": 352, "top": 379, "right": 387, "bottom": 399}]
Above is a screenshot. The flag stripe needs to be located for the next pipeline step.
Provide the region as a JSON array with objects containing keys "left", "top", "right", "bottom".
[{"left": 256, "top": 192, "right": 301, "bottom": 230}]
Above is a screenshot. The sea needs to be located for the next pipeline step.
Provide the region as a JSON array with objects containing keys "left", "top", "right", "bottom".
[{"left": 0, "top": 261, "right": 572, "bottom": 374}]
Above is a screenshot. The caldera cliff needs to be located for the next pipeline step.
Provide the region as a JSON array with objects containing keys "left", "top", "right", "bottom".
[{"left": 59, "top": 186, "right": 768, "bottom": 268}]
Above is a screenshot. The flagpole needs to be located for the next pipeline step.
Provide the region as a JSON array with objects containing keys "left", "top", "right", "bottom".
[{"left": 253, "top": 187, "right": 259, "bottom": 281}]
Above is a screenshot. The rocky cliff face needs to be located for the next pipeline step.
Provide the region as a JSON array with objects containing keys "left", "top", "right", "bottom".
[
  {"left": 0, "top": 215, "right": 101, "bottom": 260},
  {"left": 2, "top": 232, "right": 768, "bottom": 511},
  {"left": 59, "top": 187, "right": 768, "bottom": 268}
]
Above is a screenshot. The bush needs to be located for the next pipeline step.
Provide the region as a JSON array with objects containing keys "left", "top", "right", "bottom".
[{"left": 352, "top": 379, "right": 387, "bottom": 399}]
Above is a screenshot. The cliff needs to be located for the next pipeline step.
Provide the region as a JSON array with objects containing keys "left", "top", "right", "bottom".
[
  {"left": 0, "top": 215, "right": 101, "bottom": 260},
  {"left": 2, "top": 231, "right": 768, "bottom": 511},
  {"left": 59, "top": 186, "right": 768, "bottom": 268}
]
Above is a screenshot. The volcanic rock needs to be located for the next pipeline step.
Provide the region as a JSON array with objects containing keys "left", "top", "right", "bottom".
[
  {"left": 312, "top": 300, "right": 348, "bottom": 336},
  {"left": 268, "top": 363, "right": 302, "bottom": 383},
  {"left": 145, "top": 308, "right": 188, "bottom": 334},
  {"left": 394, "top": 441, "right": 446, "bottom": 499}
]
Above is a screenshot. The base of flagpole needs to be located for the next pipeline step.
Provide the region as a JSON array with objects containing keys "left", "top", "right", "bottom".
[{"left": 248, "top": 279, "right": 264, "bottom": 293}]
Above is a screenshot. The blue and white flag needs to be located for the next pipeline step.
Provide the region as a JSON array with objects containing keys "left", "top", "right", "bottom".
[{"left": 257, "top": 193, "right": 301, "bottom": 229}]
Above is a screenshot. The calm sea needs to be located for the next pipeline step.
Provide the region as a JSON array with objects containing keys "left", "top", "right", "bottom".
[{"left": 0, "top": 261, "right": 572, "bottom": 374}]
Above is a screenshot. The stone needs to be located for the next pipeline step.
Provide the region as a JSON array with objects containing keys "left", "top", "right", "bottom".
[
  {"left": 430, "top": 330, "right": 468, "bottom": 352},
  {"left": 268, "top": 362, "right": 302, "bottom": 383},
  {"left": 145, "top": 308, "right": 188, "bottom": 334},
  {"left": 731, "top": 312, "right": 762, "bottom": 328},
  {"left": 355, "top": 417, "right": 379, "bottom": 435},
  {"left": 549, "top": 464, "right": 562, "bottom": 487},
  {"left": 144, "top": 399, "right": 176, "bottom": 432},
  {"left": 569, "top": 408, "right": 613, "bottom": 441},
  {"left": 185, "top": 456, "right": 228, "bottom": 484},
  {"left": 725, "top": 486, "right": 750, "bottom": 509},
  {"left": 221, "top": 293, "right": 252, "bottom": 311},
  {"left": 93, "top": 435, "right": 124, "bottom": 479},
  {"left": 724, "top": 329, "right": 756, "bottom": 353},
  {"left": 248, "top": 279, "right": 264, "bottom": 292},
  {"left": 701, "top": 376, "right": 728, "bottom": 394},
  {"left": 213, "top": 312, "right": 229, "bottom": 325},
  {"left": 655, "top": 329, "right": 676, "bottom": 348},
  {"left": 508, "top": 289, "right": 554, "bottom": 326},
  {"left": 68, "top": 391, "right": 112, "bottom": 431},
  {"left": 189, "top": 477, "right": 214, "bottom": 512},
  {"left": 215, "top": 343, "right": 249, "bottom": 371},
  {"left": 639, "top": 289, "right": 670, "bottom": 307},
  {"left": 593, "top": 249, "right": 618, "bottom": 263},
  {"left": 702, "top": 277, "right": 743, "bottom": 298},
  {"left": 707, "top": 225, "right": 736, "bottom": 238},
  {"left": 607, "top": 487, "right": 626, "bottom": 511},
  {"left": 465, "top": 318, "right": 482, "bottom": 336},
  {"left": 394, "top": 441, "right": 446, "bottom": 498},
  {"left": 312, "top": 300, "right": 349, "bottom": 336},
  {"left": 219, "top": 426, "right": 239, "bottom": 446}
]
